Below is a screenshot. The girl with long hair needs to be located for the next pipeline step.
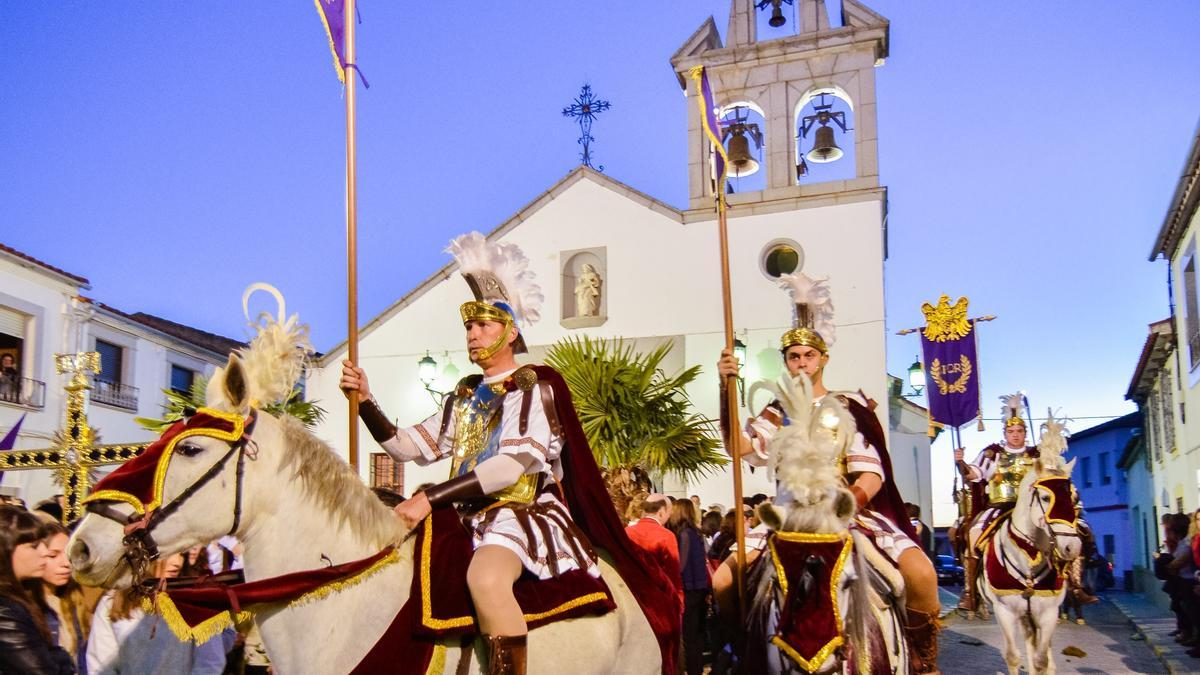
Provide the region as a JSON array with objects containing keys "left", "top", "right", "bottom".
[
  {"left": 668, "top": 499, "right": 710, "bottom": 675},
  {"left": 0, "top": 504, "right": 75, "bottom": 674},
  {"left": 40, "top": 520, "right": 94, "bottom": 673},
  {"left": 87, "top": 553, "right": 227, "bottom": 674}
]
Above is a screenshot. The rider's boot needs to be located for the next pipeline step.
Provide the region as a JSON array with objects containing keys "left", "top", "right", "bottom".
[
  {"left": 1069, "top": 559, "right": 1100, "bottom": 605},
  {"left": 483, "top": 634, "right": 527, "bottom": 675},
  {"left": 956, "top": 556, "right": 978, "bottom": 618},
  {"left": 905, "top": 606, "right": 941, "bottom": 674}
]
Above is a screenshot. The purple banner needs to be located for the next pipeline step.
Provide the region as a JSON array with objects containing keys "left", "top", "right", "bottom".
[
  {"left": 920, "top": 321, "right": 982, "bottom": 429},
  {"left": 690, "top": 66, "right": 727, "bottom": 204},
  {"left": 314, "top": 0, "right": 348, "bottom": 82}
]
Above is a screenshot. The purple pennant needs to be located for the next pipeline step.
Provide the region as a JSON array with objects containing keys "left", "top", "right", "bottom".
[
  {"left": 314, "top": 0, "right": 368, "bottom": 87},
  {"left": 692, "top": 67, "right": 727, "bottom": 199},
  {"left": 920, "top": 324, "right": 982, "bottom": 430},
  {"left": 0, "top": 414, "right": 25, "bottom": 484}
]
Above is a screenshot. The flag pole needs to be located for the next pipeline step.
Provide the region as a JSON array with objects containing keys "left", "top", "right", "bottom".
[
  {"left": 344, "top": 0, "right": 360, "bottom": 472},
  {"left": 717, "top": 199, "right": 748, "bottom": 621}
]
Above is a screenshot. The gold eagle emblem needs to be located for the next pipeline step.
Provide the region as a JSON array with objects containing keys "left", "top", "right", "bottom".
[{"left": 921, "top": 295, "right": 972, "bottom": 342}]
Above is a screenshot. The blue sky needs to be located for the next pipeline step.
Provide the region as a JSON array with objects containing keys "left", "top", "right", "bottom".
[{"left": 3, "top": 2, "right": 1199, "bottom": 516}]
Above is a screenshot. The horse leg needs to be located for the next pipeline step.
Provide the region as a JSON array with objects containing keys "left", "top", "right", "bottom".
[
  {"left": 1031, "top": 597, "right": 1060, "bottom": 674},
  {"left": 989, "top": 598, "right": 1024, "bottom": 675}
]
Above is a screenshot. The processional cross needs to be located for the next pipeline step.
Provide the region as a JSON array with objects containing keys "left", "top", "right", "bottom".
[{"left": 0, "top": 352, "right": 149, "bottom": 523}]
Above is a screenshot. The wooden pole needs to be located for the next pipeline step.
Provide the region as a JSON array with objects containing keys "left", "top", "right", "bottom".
[
  {"left": 715, "top": 202, "right": 747, "bottom": 619},
  {"left": 344, "top": 0, "right": 360, "bottom": 472}
]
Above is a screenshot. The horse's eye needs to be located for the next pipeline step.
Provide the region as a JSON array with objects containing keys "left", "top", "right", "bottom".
[{"left": 176, "top": 442, "right": 204, "bottom": 458}]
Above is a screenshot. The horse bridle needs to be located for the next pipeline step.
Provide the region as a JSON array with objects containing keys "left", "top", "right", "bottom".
[
  {"left": 1008, "top": 477, "right": 1079, "bottom": 565},
  {"left": 86, "top": 411, "right": 258, "bottom": 580}
]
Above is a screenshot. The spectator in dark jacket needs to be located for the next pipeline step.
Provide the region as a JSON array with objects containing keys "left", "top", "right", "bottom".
[
  {"left": 668, "top": 499, "right": 710, "bottom": 675},
  {"left": 0, "top": 504, "right": 74, "bottom": 674}
]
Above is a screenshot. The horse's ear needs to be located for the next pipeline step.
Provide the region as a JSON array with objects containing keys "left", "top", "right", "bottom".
[
  {"left": 834, "top": 489, "right": 856, "bottom": 521},
  {"left": 1064, "top": 457, "right": 1077, "bottom": 475},
  {"left": 1033, "top": 458, "right": 1045, "bottom": 474},
  {"left": 222, "top": 355, "right": 251, "bottom": 413}
]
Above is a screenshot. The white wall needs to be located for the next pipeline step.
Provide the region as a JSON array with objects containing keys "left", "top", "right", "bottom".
[{"left": 307, "top": 175, "right": 890, "bottom": 508}]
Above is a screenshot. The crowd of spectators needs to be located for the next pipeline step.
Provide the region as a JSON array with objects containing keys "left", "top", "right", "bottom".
[
  {"left": 0, "top": 496, "right": 269, "bottom": 674},
  {"left": 1156, "top": 510, "right": 1200, "bottom": 659}
]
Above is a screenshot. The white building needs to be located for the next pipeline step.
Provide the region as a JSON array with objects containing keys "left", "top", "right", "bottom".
[
  {"left": 305, "top": 0, "right": 931, "bottom": 514},
  {"left": 0, "top": 243, "right": 241, "bottom": 504}
]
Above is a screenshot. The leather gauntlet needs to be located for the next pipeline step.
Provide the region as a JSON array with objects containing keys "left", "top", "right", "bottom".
[
  {"left": 423, "top": 472, "right": 486, "bottom": 507},
  {"left": 359, "top": 398, "right": 397, "bottom": 444}
]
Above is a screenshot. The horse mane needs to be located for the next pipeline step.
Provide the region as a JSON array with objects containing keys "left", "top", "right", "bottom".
[{"left": 275, "top": 415, "right": 405, "bottom": 548}]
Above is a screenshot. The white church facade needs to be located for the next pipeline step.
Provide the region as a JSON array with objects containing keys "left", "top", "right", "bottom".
[{"left": 305, "top": 0, "right": 931, "bottom": 518}]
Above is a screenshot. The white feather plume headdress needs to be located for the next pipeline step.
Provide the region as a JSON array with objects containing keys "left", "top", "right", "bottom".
[
  {"left": 753, "top": 371, "right": 856, "bottom": 509},
  {"left": 446, "top": 232, "right": 544, "bottom": 328},
  {"left": 1000, "top": 392, "right": 1026, "bottom": 428},
  {"left": 778, "top": 272, "right": 835, "bottom": 352},
  {"left": 1037, "top": 408, "right": 1070, "bottom": 468},
  {"left": 206, "top": 283, "right": 313, "bottom": 410}
]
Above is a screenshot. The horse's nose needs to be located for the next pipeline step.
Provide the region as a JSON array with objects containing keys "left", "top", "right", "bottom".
[{"left": 69, "top": 537, "right": 91, "bottom": 571}]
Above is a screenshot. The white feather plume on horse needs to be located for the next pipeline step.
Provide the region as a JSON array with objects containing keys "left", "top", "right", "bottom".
[
  {"left": 446, "top": 231, "right": 545, "bottom": 327},
  {"left": 1037, "top": 408, "right": 1070, "bottom": 472},
  {"left": 753, "top": 371, "right": 855, "bottom": 513},
  {"left": 207, "top": 283, "right": 313, "bottom": 410}
]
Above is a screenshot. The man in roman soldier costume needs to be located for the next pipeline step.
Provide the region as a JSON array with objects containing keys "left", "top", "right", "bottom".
[
  {"left": 952, "top": 398, "right": 1097, "bottom": 616},
  {"left": 716, "top": 272, "right": 942, "bottom": 674},
  {"left": 340, "top": 232, "right": 679, "bottom": 675}
]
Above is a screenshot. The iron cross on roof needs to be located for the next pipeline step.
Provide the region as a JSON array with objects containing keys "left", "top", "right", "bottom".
[
  {"left": 562, "top": 84, "right": 611, "bottom": 171},
  {"left": 0, "top": 352, "right": 149, "bottom": 523}
]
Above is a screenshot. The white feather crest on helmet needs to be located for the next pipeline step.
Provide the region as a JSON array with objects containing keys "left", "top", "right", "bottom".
[
  {"left": 755, "top": 371, "right": 855, "bottom": 508},
  {"left": 1000, "top": 392, "right": 1026, "bottom": 428},
  {"left": 206, "top": 283, "right": 313, "bottom": 410},
  {"left": 1037, "top": 408, "right": 1070, "bottom": 469},
  {"left": 446, "top": 232, "right": 544, "bottom": 328},
  {"left": 778, "top": 272, "right": 836, "bottom": 349}
]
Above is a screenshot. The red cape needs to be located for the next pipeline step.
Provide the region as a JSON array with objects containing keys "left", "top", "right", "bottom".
[
  {"left": 843, "top": 397, "right": 919, "bottom": 543},
  {"left": 533, "top": 365, "right": 681, "bottom": 674}
]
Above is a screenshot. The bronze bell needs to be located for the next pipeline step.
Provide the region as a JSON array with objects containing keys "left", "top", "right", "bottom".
[
  {"left": 768, "top": 4, "right": 786, "bottom": 27},
  {"left": 805, "top": 125, "right": 844, "bottom": 163},
  {"left": 726, "top": 132, "right": 760, "bottom": 177}
]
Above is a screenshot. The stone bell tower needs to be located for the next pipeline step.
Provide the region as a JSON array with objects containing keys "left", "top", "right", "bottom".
[{"left": 670, "top": 0, "right": 889, "bottom": 211}]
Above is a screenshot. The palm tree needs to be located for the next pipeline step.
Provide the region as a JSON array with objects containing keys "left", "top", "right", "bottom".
[{"left": 544, "top": 336, "right": 726, "bottom": 519}]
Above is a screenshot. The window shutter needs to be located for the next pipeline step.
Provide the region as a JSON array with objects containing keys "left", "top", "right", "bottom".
[{"left": 0, "top": 307, "right": 26, "bottom": 338}]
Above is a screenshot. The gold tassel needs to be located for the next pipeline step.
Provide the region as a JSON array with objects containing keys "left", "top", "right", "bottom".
[{"left": 977, "top": 413, "right": 985, "bottom": 432}]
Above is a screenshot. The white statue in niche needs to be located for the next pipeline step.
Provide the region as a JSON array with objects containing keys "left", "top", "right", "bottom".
[{"left": 574, "top": 264, "right": 603, "bottom": 317}]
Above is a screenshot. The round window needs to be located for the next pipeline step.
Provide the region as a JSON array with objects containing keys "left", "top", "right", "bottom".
[{"left": 761, "top": 240, "right": 803, "bottom": 278}]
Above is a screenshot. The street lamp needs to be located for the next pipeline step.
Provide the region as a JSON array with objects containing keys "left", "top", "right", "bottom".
[
  {"left": 907, "top": 356, "right": 925, "bottom": 396},
  {"left": 733, "top": 337, "right": 748, "bottom": 407},
  {"left": 417, "top": 352, "right": 448, "bottom": 404}
]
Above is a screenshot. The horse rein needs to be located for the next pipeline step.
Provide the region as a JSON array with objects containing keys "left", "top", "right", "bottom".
[{"left": 86, "top": 411, "right": 258, "bottom": 578}]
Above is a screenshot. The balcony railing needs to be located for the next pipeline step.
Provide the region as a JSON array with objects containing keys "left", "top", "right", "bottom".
[
  {"left": 92, "top": 378, "right": 139, "bottom": 411},
  {"left": 0, "top": 376, "right": 45, "bottom": 409}
]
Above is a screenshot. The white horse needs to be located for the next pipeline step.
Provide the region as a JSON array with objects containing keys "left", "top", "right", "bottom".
[
  {"left": 980, "top": 414, "right": 1081, "bottom": 675},
  {"left": 746, "top": 375, "right": 909, "bottom": 674},
  {"left": 69, "top": 355, "right": 661, "bottom": 675}
]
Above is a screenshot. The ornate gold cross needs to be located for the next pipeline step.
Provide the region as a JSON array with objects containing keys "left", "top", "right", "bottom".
[{"left": 0, "top": 352, "right": 149, "bottom": 522}]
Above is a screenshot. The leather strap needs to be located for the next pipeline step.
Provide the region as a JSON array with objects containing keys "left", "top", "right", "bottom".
[
  {"left": 423, "top": 472, "right": 486, "bottom": 507},
  {"left": 519, "top": 388, "right": 534, "bottom": 435},
  {"left": 359, "top": 398, "right": 397, "bottom": 444},
  {"left": 538, "top": 383, "right": 562, "bottom": 438}
]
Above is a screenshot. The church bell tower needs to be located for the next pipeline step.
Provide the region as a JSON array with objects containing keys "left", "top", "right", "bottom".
[{"left": 670, "top": 0, "right": 889, "bottom": 212}]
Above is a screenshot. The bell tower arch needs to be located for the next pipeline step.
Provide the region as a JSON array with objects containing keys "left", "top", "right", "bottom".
[{"left": 671, "top": 0, "right": 888, "bottom": 211}]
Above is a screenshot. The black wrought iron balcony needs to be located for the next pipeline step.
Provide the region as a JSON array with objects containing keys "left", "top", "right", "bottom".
[
  {"left": 92, "top": 378, "right": 139, "bottom": 411},
  {"left": 0, "top": 376, "right": 45, "bottom": 409}
]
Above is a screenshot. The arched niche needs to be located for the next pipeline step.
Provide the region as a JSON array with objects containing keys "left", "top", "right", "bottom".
[
  {"left": 560, "top": 247, "right": 607, "bottom": 329},
  {"left": 719, "top": 101, "right": 768, "bottom": 194},
  {"left": 794, "top": 85, "right": 856, "bottom": 184}
]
